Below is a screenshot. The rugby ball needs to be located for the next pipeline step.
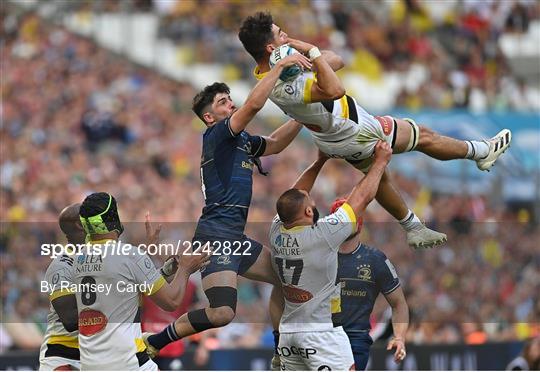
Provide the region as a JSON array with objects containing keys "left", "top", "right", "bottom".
[{"left": 269, "top": 45, "right": 303, "bottom": 81}]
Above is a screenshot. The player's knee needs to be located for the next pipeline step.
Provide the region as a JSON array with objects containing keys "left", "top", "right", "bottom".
[
  {"left": 206, "top": 306, "right": 236, "bottom": 327},
  {"left": 417, "top": 125, "right": 435, "bottom": 149},
  {"left": 205, "top": 286, "right": 237, "bottom": 326}
]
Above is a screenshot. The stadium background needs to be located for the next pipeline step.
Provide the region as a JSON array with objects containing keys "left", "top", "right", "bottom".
[{"left": 1, "top": 0, "right": 539, "bottom": 370}]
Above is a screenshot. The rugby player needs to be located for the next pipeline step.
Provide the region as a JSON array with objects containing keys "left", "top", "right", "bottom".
[
  {"left": 331, "top": 198, "right": 409, "bottom": 370},
  {"left": 39, "top": 203, "right": 84, "bottom": 371},
  {"left": 269, "top": 141, "right": 391, "bottom": 370},
  {"left": 143, "top": 53, "right": 311, "bottom": 356},
  {"left": 238, "top": 12, "right": 512, "bottom": 249},
  {"left": 74, "top": 192, "right": 208, "bottom": 370}
]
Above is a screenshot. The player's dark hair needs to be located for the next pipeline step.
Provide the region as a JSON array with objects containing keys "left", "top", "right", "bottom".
[
  {"left": 238, "top": 12, "right": 274, "bottom": 63},
  {"left": 192, "top": 82, "right": 230, "bottom": 124},
  {"left": 276, "top": 188, "right": 307, "bottom": 224}
]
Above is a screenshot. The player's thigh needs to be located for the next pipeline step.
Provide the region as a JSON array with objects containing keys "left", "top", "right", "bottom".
[
  {"left": 240, "top": 239, "right": 280, "bottom": 286},
  {"left": 277, "top": 333, "right": 309, "bottom": 371},
  {"left": 202, "top": 270, "right": 238, "bottom": 291},
  {"left": 348, "top": 333, "right": 373, "bottom": 371},
  {"left": 303, "top": 329, "right": 355, "bottom": 370},
  {"left": 392, "top": 118, "right": 417, "bottom": 154}
]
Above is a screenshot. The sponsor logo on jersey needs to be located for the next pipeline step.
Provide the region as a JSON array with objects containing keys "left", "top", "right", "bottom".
[
  {"left": 284, "top": 85, "right": 294, "bottom": 95},
  {"left": 376, "top": 115, "right": 393, "bottom": 136},
  {"left": 79, "top": 308, "right": 108, "bottom": 336},
  {"left": 282, "top": 284, "right": 313, "bottom": 303},
  {"left": 76, "top": 254, "right": 103, "bottom": 274},
  {"left": 277, "top": 345, "right": 317, "bottom": 359}
]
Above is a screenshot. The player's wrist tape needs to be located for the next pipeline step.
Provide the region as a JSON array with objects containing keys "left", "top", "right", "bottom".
[{"left": 308, "top": 47, "right": 321, "bottom": 61}]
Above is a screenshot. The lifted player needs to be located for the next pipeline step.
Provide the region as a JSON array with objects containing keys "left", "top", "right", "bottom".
[{"left": 238, "top": 12, "right": 511, "bottom": 249}]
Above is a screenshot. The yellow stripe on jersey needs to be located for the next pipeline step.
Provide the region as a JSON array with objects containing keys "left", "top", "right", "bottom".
[
  {"left": 50, "top": 288, "right": 74, "bottom": 301},
  {"left": 330, "top": 296, "right": 341, "bottom": 314},
  {"left": 135, "top": 338, "right": 146, "bottom": 353},
  {"left": 340, "top": 203, "right": 357, "bottom": 233},
  {"left": 339, "top": 95, "right": 349, "bottom": 119},
  {"left": 303, "top": 78, "right": 315, "bottom": 103},
  {"left": 49, "top": 334, "right": 79, "bottom": 349},
  {"left": 144, "top": 276, "right": 166, "bottom": 296}
]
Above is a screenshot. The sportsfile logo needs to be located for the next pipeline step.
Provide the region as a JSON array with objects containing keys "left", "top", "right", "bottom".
[{"left": 40, "top": 240, "right": 252, "bottom": 258}]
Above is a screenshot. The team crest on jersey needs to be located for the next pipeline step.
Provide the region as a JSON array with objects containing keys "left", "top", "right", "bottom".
[
  {"left": 282, "top": 285, "right": 313, "bottom": 303},
  {"left": 357, "top": 264, "right": 372, "bottom": 281},
  {"left": 284, "top": 85, "right": 294, "bottom": 95},
  {"left": 217, "top": 255, "right": 231, "bottom": 265},
  {"left": 79, "top": 308, "right": 108, "bottom": 336}
]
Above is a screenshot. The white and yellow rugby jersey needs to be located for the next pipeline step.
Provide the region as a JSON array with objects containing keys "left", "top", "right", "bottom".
[
  {"left": 255, "top": 68, "right": 380, "bottom": 145},
  {"left": 73, "top": 240, "right": 164, "bottom": 370},
  {"left": 39, "top": 253, "right": 80, "bottom": 366},
  {"left": 269, "top": 204, "right": 357, "bottom": 333}
]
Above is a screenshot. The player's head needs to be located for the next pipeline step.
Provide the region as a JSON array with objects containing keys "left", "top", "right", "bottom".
[
  {"left": 79, "top": 192, "right": 124, "bottom": 240},
  {"left": 238, "top": 12, "right": 288, "bottom": 63},
  {"left": 59, "top": 203, "right": 85, "bottom": 245},
  {"left": 330, "top": 198, "right": 363, "bottom": 241},
  {"left": 192, "top": 82, "right": 237, "bottom": 126},
  {"left": 276, "top": 188, "right": 319, "bottom": 226}
]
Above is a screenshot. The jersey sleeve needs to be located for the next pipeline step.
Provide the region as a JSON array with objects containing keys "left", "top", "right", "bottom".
[
  {"left": 272, "top": 72, "right": 316, "bottom": 105},
  {"left": 206, "top": 117, "right": 237, "bottom": 144},
  {"left": 246, "top": 133, "right": 267, "bottom": 158},
  {"left": 375, "top": 254, "right": 400, "bottom": 295},
  {"left": 316, "top": 203, "right": 357, "bottom": 250},
  {"left": 46, "top": 256, "right": 75, "bottom": 301},
  {"left": 127, "top": 249, "right": 166, "bottom": 296}
]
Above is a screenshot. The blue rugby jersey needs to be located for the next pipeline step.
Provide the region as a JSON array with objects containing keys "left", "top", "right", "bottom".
[
  {"left": 194, "top": 117, "right": 266, "bottom": 239},
  {"left": 338, "top": 244, "right": 400, "bottom": 332}
]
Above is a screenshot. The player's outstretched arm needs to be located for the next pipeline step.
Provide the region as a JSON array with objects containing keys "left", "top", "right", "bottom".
[
  {"left": 262, "top": 119, "right": 303, "bottom": 156},
  {"left": 286, "top": 37, "right": 345, "bottom": 102},
  {"left": 291, "top": 150, "right": 329, "bottom": 193},
  {"left": 52, "top": 295, "right": 78, "bottom": 333},
  {"left": 346, "top": 141, "right": 392, "bottom": 216},
  {"left": 229, "top": 53, "right": 311, "bottom": 135},
  {"left": 385, "top": 287, "right": 409, "bottom": 363},
  {"left": 149, "top": 251, "right": 209, "bottom": 311}
]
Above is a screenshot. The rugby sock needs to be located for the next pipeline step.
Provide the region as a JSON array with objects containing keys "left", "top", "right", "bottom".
[
  {"left": 148, "top": 323, "right": 181, "bottom": 350},
  {"left": 465, "top": 140, "right": 490, "bottom": 160},
  {"left": 399, "top": 210, "right": 422, "bottom": 232}
]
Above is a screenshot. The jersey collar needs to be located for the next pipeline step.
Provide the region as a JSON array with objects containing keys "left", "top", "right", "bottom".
[{"left": 253, "top": 66, "right": 268, "bottom": 81}]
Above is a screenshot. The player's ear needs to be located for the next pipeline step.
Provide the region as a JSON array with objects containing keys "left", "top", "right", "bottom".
[
  {"left": 202, "top": 112, "right": 214, "bottom": 126},
  {"left": 265, "top": 44, "right": 276, "bottom": 55}
]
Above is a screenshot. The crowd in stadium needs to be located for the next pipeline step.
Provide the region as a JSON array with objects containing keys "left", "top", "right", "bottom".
[
  {"left": 155, "top": 0, "right": 540, "bottom": 112},
  {"left": 1, "top": 0, "right": 539, "bottom": 358}
]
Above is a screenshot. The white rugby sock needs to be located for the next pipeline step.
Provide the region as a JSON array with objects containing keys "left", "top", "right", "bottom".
[
  {"left": 399, "top": 210, "right": 422, "bottom": 232},
  {"left": 465, "top": 140, "right": 490, "bottom": 160}
]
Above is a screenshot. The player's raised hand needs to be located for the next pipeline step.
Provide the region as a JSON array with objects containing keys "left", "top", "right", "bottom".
[
  {"left": 285, "top": 37, "right": 315, "bottom": 54},
  {"left": 277, "top": 53, "right": 312, "bottom": 71},
  {"left": 178, "top": 246, "right": 210, "bottom": 274},
  {"left": 387, "top": 336, "right": 406, "bottom": 363},
  {"left": 145, "top": 211, "right": 162, "bottom": 246},
  {"left": 373, "top": 140, "right": 392, "bottom": 165}
]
